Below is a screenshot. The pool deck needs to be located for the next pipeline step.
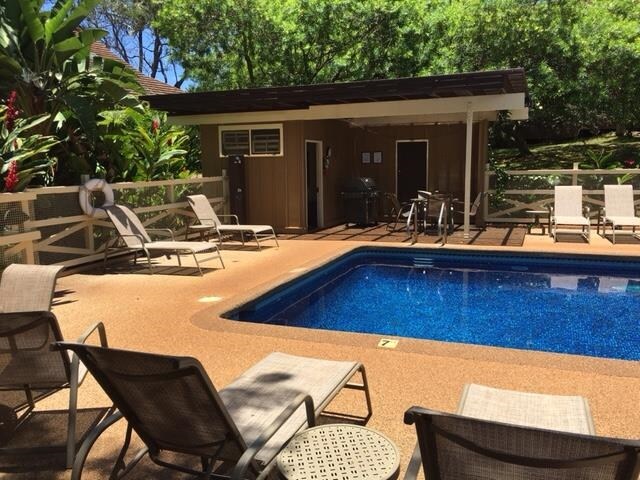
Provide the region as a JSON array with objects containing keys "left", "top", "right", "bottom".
[{"left": 11, "top": 232, "right": 640, "bottom": 478}]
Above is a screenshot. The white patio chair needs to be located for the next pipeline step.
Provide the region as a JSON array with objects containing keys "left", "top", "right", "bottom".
[
  {"left": 186, "top": 194, "right": 279, "bottom": 250},
  {"left": 601, "top": 184, "right": 640, "bottom": 244},
  {"left": 549, "top": 186, "right": 590, "bottom": 243}
]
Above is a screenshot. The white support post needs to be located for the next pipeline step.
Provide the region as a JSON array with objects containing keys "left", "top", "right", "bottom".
[{"left": 464, "top": 105, "right": 474, "bottom": 238}]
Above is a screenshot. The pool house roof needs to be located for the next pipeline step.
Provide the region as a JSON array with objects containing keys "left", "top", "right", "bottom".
[{"left": 142, "top": 68, "right": 529, "bottom": 126}]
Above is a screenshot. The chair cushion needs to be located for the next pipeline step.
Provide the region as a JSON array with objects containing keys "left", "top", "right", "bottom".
[
  {"left": 604, "top": 216, "right": 640, "bottom": 226},
  {"left": 552, "top": 215, "right": 590, "bottom": 226},
  {"left": 145, "top": 241, "right": 215, "bottom": 253},
  {"left": 219, "top": 352, "right": 359, "bottom": 465},
  {"left": 216, "top": 225, "right": 274, "bottom": 234}
]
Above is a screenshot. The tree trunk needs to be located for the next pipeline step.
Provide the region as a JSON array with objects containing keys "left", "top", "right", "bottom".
[{"left": 513, "top": 125, "right": 531, "bottom": 156}]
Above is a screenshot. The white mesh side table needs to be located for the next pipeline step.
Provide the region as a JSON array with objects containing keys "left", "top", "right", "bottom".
[{"left": 277, "top": 424, "right": 400, "bottom": 480}]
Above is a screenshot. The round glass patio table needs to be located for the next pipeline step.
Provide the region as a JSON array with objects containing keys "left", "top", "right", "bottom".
[{"left": 277, "top": 424, "right": 400, "bottom": 480}]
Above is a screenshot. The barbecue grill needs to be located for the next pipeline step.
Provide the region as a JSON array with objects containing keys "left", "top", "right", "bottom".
[{"left": 341, "top": 177, "right": 379, "bottom": 226}]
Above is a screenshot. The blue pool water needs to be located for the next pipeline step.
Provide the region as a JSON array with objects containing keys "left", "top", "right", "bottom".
[{"left": 226, "top": 248, "right": 640, "bottom": 360}]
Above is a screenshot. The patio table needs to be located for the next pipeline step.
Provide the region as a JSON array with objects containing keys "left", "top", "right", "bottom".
[
  {"left": 525, "top": 209, "right": 550, "bottom": 236},
  {"left": 277, "top": 423, "right": 400, "bottom": 480}
]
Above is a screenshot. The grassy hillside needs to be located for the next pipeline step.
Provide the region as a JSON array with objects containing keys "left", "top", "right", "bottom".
[{"left": 493, "top": 132, "right": 640, "bottom": 170}]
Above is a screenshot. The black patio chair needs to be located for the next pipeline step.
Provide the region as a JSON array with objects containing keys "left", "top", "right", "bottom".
[
  {"left": 404, "top": 406, "right": 640, "bottom": 480},
  {"left": 383, "top": 193, "right": 414, "bottom": 232},
  {"left": 57, "top": 343, "right": 372, "bottom": 480},
  {"left": 0, "top": 311, "right": 109, "bottom": 471}
]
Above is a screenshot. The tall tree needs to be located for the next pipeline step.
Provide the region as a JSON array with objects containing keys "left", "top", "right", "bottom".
[
  {"left": 419, "top": 0, "right": 584, "bottom": 149},
  {"left": 578, "top": 0, "right": 640, "bottom": 136},
  {"left": 155, "top": 0, "right": 426, "bottom": 89},
  {"left": 85, "top": 0, "right": 187, "bottom": 87}
]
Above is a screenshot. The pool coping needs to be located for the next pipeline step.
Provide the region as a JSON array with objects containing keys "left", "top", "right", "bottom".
[{"left": 191, "top": 242, "right": 640, "bottom": 379}]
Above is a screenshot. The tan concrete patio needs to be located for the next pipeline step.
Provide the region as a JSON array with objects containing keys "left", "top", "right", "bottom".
[{"left": 7, "top": 234, "right": 640, "bottom": 478}]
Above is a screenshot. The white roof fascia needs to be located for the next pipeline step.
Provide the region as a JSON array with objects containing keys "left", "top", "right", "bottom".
[{"left": 168, "top": 93, "right": 527, "bottom": 126}]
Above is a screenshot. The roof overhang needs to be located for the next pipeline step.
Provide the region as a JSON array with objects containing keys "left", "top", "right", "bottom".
[{"left": 167, "top": 93, "right": 528, "bottom": 126}]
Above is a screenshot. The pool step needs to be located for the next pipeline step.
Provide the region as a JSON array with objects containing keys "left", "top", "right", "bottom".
[{"left": 413, "top": 256, "right": 434, "bottom": 268}]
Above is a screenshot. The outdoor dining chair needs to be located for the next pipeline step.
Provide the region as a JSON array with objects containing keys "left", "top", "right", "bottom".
[
  {"left": 104, "top": 204, "right": 224, "bottom": 275},
  {"left": 57, "top": 344, "right": 372, "bottom": 480},
  {"left": 186, "top": 194, "right": 279, "bottom": 250},
  {"left": 0, "top": 311, "right": 110, "bottom": 471},
  {"left": 404, "top": 384, "right": 640, "bottom": 479},
  {"left": 0, "top": 264, "right": 64, "bottom": 313},
  {"left": 549, "top": 186, "right": 591, "bottom": 243},
  {"left": 383, "top": 193, "right": 414, "bottom": 232},
  {"left": 600, "top": 184, "right": 640, "bottom": 244}
]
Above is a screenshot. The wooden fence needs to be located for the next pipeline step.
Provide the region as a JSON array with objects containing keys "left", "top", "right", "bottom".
[
  {"left": 0, "top": 176, "right": 227, "bottom": 268},
  {"left": 483, "top": 165, "right": 640, "bottom": 223}
]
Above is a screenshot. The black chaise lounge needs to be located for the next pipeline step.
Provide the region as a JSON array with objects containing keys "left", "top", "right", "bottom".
[{"left": 58, "top": 343, "right": 372, "bottom": 479}]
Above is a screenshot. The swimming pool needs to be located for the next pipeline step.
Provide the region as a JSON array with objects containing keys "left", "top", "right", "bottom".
[{"left": 225, "top": 248, "right": 640, "bottom": 360}]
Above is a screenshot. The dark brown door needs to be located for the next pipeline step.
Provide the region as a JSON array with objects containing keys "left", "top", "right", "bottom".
[
  {"left": 306, "top": 142, "right": 318, "bottom": 230},
  {"left": 396, "top": 141, "right": 427, "bottom": 203}
]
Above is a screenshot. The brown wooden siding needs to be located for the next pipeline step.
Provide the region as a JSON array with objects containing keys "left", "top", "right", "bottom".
[
  {"left": 349, "top": 124, "right": 482, "bottom": 200},
  {"left": 200, "top": 121, "right": 488, "bottom": 232},
  {"left": 200, "top": 122, "right": 306, "bottom": 232}
]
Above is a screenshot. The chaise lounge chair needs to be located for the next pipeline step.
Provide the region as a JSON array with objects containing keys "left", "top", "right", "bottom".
[
  {"left": 104, "top": 204, "right": 224, "bottom": 275},
  {"left": 0, "top": 311, "right": 110, "bottom": 471},
  {"left": 549, "top": 186, "right": 591, "bottom": 243},
  {"left": 57, "top": 344, "right": 372, "bottom": 480},
  {"left": 186, "top": 194, "right": 279, "bottom": 250},
  {"left": 600, "top": 184, "right": 640, "bottom": 244},
  {"left": 0, "top": 263, "right": 64, "bottom": 312},
  {"left": 404, "top": 384, "right": 640, "bottom": 479}
]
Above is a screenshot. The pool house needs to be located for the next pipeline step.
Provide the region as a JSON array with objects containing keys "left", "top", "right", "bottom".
[{"left": 143, "top": 68, "right": 529, "bottom": 237}]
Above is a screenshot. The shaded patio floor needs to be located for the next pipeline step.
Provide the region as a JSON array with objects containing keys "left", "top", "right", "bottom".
[{"left": 279, "top": 223, "right": 527, "bottom": 247}]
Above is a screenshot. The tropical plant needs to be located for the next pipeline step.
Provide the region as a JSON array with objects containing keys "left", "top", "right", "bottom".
[
  {"left": 579, "top": 149, "right": 620, "bottom": 170},
  {"left": 0, "top": 0, "right": 143, "bottom": 184},
  {"left": 98, "top": 107, "right": 189, "bottom": 181},
  {"left": 1, "top": 94, "right": 58, "bottom": 192}
]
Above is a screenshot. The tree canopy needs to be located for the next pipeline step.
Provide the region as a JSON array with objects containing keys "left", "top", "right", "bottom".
[{"left": 154, "top": 0, "right": 640, "bottom": 138}]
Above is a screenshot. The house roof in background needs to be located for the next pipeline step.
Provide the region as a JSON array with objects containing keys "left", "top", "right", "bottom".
[
  {"left": 141, "top": 68, "right": 527, "bottom": 116},
  {"left": 90, "top": 42, "right": 183, "bottom": 96}
]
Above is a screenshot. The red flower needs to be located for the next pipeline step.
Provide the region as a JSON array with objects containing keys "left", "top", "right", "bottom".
[
  {"left": 151, "top": 118, "right": 160, "bottom": 133},
  {"left": 624, "top": 158, "right": 636, "bottom": 168},
  {"left": 4, "top": 161, "right": 19, "bottom": 192},
  {"left": 5, "top": 91, "right": 19, "bottom": 132}
]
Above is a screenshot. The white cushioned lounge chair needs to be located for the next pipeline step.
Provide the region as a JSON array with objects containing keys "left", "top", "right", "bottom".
[
  {"left": 186, "top": 194, "right": 278, "bottom": 250},
  {"left": 601, "top": 184, "right": 640, "bottom": 244},
  {"left": 549, "top": 186, "right": 591, "bottom": 243},
  {"left": 104, "top": 204, "right": 224, "bottom": 275},
  {"left": 404, "top": 384, "right": 640, "bottom": 480}
]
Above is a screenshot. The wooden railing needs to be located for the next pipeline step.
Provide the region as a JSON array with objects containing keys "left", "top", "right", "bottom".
[
  {"left": 483, "top": 165, "right": 640, "bottom": 223},
  {"left": 0, "top": 176, "right": 228, "bottom": 268}
]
